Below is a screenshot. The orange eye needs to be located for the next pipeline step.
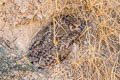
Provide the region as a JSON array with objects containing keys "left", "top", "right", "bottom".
[{"left": 69, "top": 24, "right": 76, "bottom": 30}]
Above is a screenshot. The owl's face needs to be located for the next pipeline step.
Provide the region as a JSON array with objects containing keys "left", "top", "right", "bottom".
[{"left": 59, "top": 14, "right": 86, "bottom": 33}]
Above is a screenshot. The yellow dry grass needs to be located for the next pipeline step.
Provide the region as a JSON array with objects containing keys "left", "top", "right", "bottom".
[
  {"left": 40, "top": 0, "right": 120, "bottom": 80},
  {"left": 0, "top": 0, "right": 120, "bottom": 80}
]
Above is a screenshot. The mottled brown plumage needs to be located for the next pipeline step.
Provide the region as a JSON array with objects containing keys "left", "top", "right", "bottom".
[{"left": 27, "top": 14, "right": 86, "bottom": 71}]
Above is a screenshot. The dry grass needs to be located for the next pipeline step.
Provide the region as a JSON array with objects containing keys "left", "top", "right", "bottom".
[{"left": 0, "top": 0, "right": 120, "bottom": 80}]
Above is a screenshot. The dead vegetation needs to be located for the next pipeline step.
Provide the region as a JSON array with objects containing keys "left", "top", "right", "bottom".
[{"left": 0, "top": 0, "right": 120, "bottom": 80}]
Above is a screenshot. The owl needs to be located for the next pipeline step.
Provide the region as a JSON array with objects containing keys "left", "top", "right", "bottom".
[{"left": 27, "top": 14, "right": 86, "bottom": 72}]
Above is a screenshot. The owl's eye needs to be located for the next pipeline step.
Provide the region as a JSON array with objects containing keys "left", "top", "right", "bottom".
[{"left": 69, "top": 24, "right": 76, "bottom": 31}]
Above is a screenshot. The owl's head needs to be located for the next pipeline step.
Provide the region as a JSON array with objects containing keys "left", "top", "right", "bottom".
[{"left": 60, "top": 14, "right": 86, "bottom": 33}]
